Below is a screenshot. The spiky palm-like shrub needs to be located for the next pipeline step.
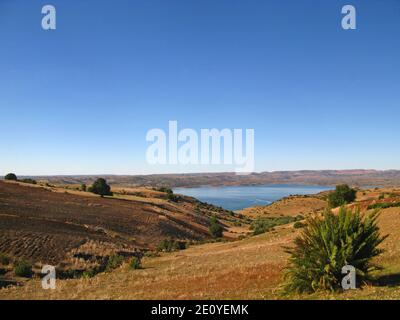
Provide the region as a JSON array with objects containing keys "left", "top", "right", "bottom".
[{"left": 283, "top": 207, "right": 387, "bottom": 293}]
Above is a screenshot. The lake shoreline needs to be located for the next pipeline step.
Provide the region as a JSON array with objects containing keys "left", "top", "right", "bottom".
[{"left": 173, "top": 184, "right": 334, "bottom": 211}]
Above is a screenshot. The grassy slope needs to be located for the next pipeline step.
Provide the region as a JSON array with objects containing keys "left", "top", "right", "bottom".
[
  {"left": 0, "top": 181, "right": 249, "bottom": 274},
  {"left": 1, "top": 186, "right": 400, "bottom": 299},
  {"left": 1, "top": 225, "right": 295, "bottom": 299}
]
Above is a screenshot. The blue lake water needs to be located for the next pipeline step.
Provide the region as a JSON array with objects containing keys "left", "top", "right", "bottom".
[{"left": 173, "top": 184, "right": 333, "bottom": 211}]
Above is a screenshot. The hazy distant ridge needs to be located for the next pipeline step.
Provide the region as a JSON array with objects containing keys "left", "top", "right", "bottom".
[{"left": 22, "top": 169, "right": 400, "bottom": 188}]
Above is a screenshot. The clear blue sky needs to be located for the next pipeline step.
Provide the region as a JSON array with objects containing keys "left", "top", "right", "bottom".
[{"left": 1, "top": 0, "right": 399, "bottom": 175}]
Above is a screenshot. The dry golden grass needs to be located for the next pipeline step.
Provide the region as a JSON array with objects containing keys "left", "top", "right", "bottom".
[
  {"left": 2, "top": 186, "right": 400, "bottom": 300},
  {"left": 0, "top": 225, "right": 296, "bottom": 300},
  {"left": 240, "top": 195, "right": 327, "bottom": 218}
]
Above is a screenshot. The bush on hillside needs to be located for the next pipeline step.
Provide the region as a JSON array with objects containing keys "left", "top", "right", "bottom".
[
  {"left": 283, "top": 207, "right": 387, "bottom": 293},
  {"left": 128, "top": 257, "right": 142, "bottom": 270},
  {"left": 209, "top": 216, "right": 223, "bottom": 238},
  {"left": 4, "top": 173, "right": 17, "bottom": 181},
  {"left": 21, "top": 178, "right": 37, "bottom": 185},
  {"left": 293, "top": 221, "right": 305, "bottom": 229},
  {"left": 156, "top": 187, "right": 173, "bottom": 193},
  {"left": 14, "top": 260, "right": 33, "bottom": 278},
  {"left": 166, "top": 189, "right": 180, "bottom": 202},
  {"left": 157, "top": 239, "right": 187, "bottom": 252},
  {"left": 328, "top": 184, "right": 356, "bottom": 207},
  {"left": 368, "top": 202, "right": 400, "bottom": 210},
  {"left": 250, "top": 216, "right": 303, "bottom": 235},
  {"left": 82, "top": 267, "right": 101, "bottom": 278},
  {"left": 106, "top": 254, "right": 123, "bottom": 271},
  {"left": 0, "top": 254, "right": 10, "bottom": 265}
]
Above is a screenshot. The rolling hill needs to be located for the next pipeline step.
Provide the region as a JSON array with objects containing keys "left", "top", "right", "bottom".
[
  {"left": 0, "top": 180, "right": 249, "bottom": 283},
  {"left": 1, "top": 184, "right": 400, "bottom": 299}
]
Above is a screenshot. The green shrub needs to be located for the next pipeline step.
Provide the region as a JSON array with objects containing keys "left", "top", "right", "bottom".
[
  {"left": 21, "top": 178, "right": 37, "bottom": 185},
  {"left": 250, "top": 216, "right": 301, "bottom": 235},
  {"left": 128, "top": 257, "right": 142, "bottom": 270},
  {"left": 209, "top": 216, "right": 223, "bottom": 238},
  {"left": 82, "top": 267, "right": 99, "bottom": 278},
  {"left": 293, "top": 221, "right": 305, "bottom": 229},
  {"left": 157, "top": 239, "right": 174, "bottom": 252},
  {"left": 368, "top": 202, "right": 400, "bottom": 210},
  {"left": 165, "top": 189, "right": 180, "bottom": 202},
  {"left": 81, "top": 184, "right": 87, "bottom": 191},
  {"left": 157, "top": 187, "right": 173, "bottom": 193},
  {"left": 173, "top": 241, "right": 187, "bottom": 250},
  {"left": 157, "top": 239, "right": 187, "bottom": 252},
  {"left": 4, "top": 173, "right": 17, "bottom": 181},
  {"left": 58, "top": 269, "right": 82, "bottom": 279},
  {"left": 328, "top": 184, "right": 356, "bottom": 207},
  {"left": 106, "top": 254, "right": 123, "bottom": 271},
  {"left": 283, "top": 207, "right": 387, "bottom": 293},
  {"left": 144, "top": 251, "right": 160, "bottom": 258},
  {"left": 14, "top": 260, "right": 33, "bottom": 278},
  {"left": 0, "top": 254, "right": 10, "bottom": 265}
]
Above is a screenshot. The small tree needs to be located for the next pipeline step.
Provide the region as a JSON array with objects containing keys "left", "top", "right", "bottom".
[
  {"left": 89, "top": 178, "right": 112, "bottom": 197},
  {"left": 4, "top": 173, "right": 17, "bottom": 181},
  {"left": 328, "top": 184, "right": 356, "bottom": 207},
  {"left": 209, "top": 216, "right": 223, "bottom": 238},
  {"left": 80, "top": 184, "right": 87, "bottom": 191},
  {"left": 283, "top": 207, "right": 387, "bottom": 293}
]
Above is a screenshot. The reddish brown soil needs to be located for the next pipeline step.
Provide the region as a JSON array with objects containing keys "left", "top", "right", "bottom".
[{"left": 0, "top": 181, "right": 215, "bottom": 265}]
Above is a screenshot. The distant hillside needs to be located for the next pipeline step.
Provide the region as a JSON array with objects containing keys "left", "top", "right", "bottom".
[{"left": 21, "top": 169, "right": 400, "bottom": 188}]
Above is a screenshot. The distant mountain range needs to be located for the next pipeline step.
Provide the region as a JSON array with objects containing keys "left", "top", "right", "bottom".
[{"left": 22, "top": 169, "right": 400, "bottom": 188}]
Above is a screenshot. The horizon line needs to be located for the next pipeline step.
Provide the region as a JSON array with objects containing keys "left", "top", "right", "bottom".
[{"left": 2, "top": 168, "right": 398, "bottom": 178}]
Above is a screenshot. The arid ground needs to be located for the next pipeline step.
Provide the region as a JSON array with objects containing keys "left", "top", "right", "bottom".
[{"left": 1, "top": 181, "right": 400, "bottom": 299}]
